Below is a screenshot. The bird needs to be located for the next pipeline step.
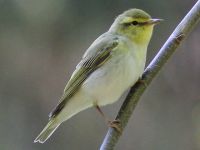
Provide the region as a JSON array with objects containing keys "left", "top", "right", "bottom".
[{"left": 34, "top": 8, "right": 162, "bottom": 143}]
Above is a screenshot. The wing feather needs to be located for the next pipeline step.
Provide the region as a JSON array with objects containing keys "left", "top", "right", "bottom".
[{"left": 49, "top": 39, "right": 118, "bottom": 118}]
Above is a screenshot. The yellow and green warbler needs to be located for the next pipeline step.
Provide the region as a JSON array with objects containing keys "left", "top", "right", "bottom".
[{"left": 34, "top": 8, "right": 162, "bottom": 143}]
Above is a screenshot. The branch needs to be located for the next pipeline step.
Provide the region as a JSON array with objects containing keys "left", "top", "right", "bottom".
[{"left": 100, "top": 1, "right": 200, "bottom": 150}]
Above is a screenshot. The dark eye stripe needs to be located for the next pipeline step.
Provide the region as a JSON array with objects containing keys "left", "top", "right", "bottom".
[
  {"left": 124, "top": 21, "right": 139, "bottom": 26},
  {"left": 124, "top": 21, "right": 149, "bottom": 27},
  {"left": 123, "top": 22, "right": 132, "bottom": 26}
]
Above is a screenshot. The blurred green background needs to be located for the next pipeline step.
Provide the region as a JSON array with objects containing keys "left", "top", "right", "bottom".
[{"left": 0, "top": 0, "right": 200, "bottom": 150}]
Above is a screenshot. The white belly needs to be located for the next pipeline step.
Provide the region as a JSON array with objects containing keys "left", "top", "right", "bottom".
[{"left": 82, "top": 51, "right": 145, "bottom": 106}]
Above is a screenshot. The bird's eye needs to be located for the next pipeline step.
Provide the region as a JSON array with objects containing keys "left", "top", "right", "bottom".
[{"left": 131, "top": 21, "right": 138, "bottom": 25}]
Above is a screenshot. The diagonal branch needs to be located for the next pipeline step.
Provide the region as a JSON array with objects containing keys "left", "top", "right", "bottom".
[{"left": 100, "top": 1, "right": 200, "bottom": 150}]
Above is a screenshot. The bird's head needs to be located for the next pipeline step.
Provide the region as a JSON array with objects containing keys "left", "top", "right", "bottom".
[{"left": 109, "top": 9, "right": 162, "bottom": 45}]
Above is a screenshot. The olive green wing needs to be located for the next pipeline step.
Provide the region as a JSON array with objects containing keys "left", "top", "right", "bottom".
[{"left": 49, "top": 40, "right": 118, "bottom": 118}]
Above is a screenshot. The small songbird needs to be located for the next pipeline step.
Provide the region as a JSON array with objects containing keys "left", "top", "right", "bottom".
[{"left": 34, "top": 8, "right": 162, "bottom": 143}]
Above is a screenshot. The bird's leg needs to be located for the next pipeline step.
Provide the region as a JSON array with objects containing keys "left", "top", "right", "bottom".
[{"left": 95, "top": 105, "right": 122, "bottom": 133}]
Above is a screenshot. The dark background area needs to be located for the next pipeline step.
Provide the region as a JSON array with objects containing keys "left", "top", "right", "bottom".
[{"left": 0, "top": 0, "right": 200, "bottom": 149}]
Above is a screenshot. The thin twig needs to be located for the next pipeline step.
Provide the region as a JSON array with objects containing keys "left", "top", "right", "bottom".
[{"left": 100, "top": 1, "right": 200, "bottom": 149}]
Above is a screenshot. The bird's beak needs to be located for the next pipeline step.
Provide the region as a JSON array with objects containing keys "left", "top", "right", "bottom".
[{"left": 147, "top": 19, "right": 163, "bottom": 25}]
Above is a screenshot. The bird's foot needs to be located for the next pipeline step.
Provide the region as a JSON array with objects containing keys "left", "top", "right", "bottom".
[
  {"left": 107, "top": 119, "right": 122, "bottom": 133},
  {"left": 138, "top": 78, "right": 147, "bottom": 87}
]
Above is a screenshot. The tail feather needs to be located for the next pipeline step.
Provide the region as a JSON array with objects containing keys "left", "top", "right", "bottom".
[{"left": 34, "top": 119, "right": 60, "bottom": 143}]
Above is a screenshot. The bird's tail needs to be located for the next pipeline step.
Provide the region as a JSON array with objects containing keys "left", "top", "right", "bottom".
[{"left": 34, "top": 119, "right": 60, "bottom": 143}]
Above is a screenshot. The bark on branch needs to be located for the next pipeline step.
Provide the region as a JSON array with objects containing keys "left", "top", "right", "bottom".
[{"left": 100, "top": 1, "right": 200, "bottom": 149}]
